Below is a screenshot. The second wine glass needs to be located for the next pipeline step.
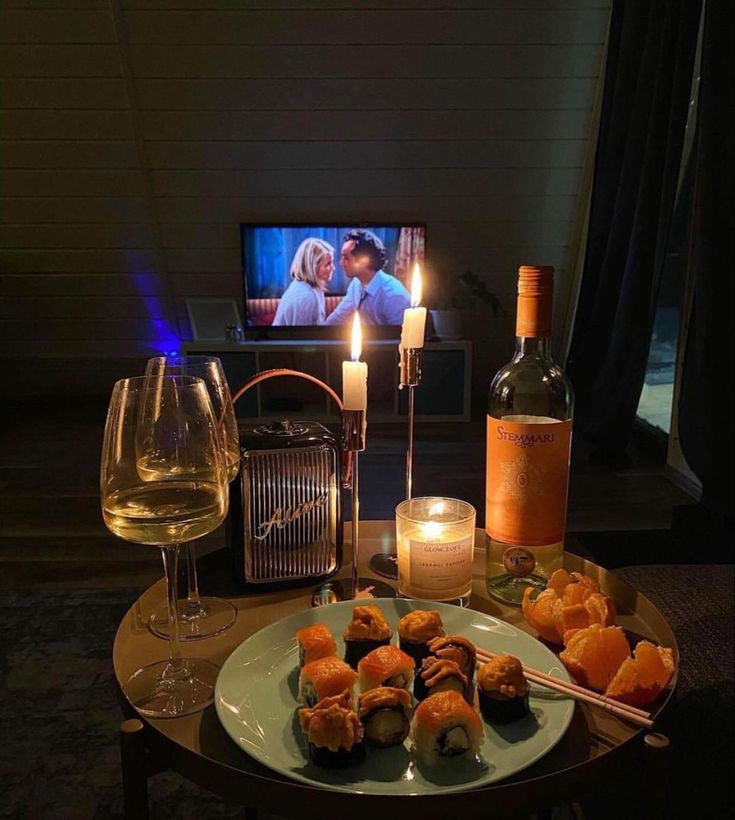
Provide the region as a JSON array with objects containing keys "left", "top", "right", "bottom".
[{"left": 145, "top": 355, "right": 239, "bottom": 640}]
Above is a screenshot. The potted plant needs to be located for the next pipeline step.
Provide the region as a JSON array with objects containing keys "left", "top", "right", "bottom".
[{"left": 429, "top": 271, "right": 504, "bottom": 340}]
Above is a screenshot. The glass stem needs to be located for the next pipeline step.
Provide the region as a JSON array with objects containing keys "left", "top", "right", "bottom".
[
  {"left": 185, "top": 542, "right": 201, "bottom": 605},
  {"left": 161, "top": 545, "right": 187, "bottom": 681}
]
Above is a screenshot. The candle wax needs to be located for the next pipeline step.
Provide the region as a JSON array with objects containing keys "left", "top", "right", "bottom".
[
  {"left": 400, "top": 306, "right": 427, "bottom": 349},
  {"left": 342, "top": 360, "right": 367, "bottom": 410}
]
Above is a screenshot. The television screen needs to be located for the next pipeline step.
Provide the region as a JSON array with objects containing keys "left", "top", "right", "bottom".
[{"left": 241, "top": 224, "right": 426, "bottom": 328}]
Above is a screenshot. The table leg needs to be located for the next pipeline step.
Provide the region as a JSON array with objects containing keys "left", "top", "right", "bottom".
[
  {"left": 643, "top": 732, "right": 671, "bottom": 819},
  {"left": 120, "top": 718, "right": 151, "bottom": 820}
]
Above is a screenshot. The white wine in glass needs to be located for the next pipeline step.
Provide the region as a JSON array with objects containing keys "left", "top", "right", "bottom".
[
  {"left": 143, "top": 356, "right": 239, "bottom": 641},
  {"left": 101, "top": 374, "right": 228, "bottom": 718}
]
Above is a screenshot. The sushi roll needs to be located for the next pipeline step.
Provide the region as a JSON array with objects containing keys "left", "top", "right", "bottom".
[
  {"left": 398, "top": 609, "right": 445, "bottom": 667},
  {"left": 342, "top": 605, "right": 393, "bottom": 668},
  {"left": 298, "top": 656, "right": 357, "bottom": 707},
  {"left": 477, "top": 655, "right": 530, "bottom": 724},
  {"left": 358, "top": 687, "right": 412, "bottom": 748},
  {"left": 295, "top": 623, "right": 337, "bottom": 668},
  {"left": 358, "top": 645, "right": 415, "bottom": 693},
  {"left": 414, "top": 656, "right": 470, "bottom": 703},
  {"left": 412, "top": 690, "right": 484, "bottom": 766},
  {"left": 299, "top": 690, "right": 366, "bottom": 768},
  {"left": 427, "top": 635, "right": 477, "bottom": 683}
]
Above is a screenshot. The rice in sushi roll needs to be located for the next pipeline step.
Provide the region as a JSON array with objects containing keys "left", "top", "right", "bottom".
[
  {"left": 414, "top": 656, "right": 469, "bottom": 703},
  {"left": 299, "top": 690, "right": 366, "bottom": 768},
  {"left": 343, "top": 605, "right": 393, "bottom": 668},
  {"left": 412, "top": 690, "right": 483, "bottom": 765},
  {"left": 295, "top": 623, "right": 337, "bottom": 668},
  {"left": 358, "top": 645, "right": 415, "bottom": 693},
  {"left": 298, "top": 656, "right": 357, "bottom": 707},
  {"left": 427, "top": 635, "right": 477, "bottom": 683},
  {"left": 398, "top": 609, "right": 445, "bottom": 667},
  {"left": 358, "top": 687, "right": 412, "bottom": 748},
  {"left": 477, "top": 655, "right": 530, "bottom": 724}
]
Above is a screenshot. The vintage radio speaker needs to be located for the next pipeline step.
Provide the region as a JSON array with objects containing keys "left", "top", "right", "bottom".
[{"left": 229, "top": 419, "right": 344, "bottom": 591}]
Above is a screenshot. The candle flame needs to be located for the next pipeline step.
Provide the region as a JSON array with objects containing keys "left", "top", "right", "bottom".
[
  {"left": 410, "top": 262, "right": 422, "bottom": 308},
  {"left": 424, "top": 521, "right": 442, "bottom": 539},
  {"left": 351, "top": 311, "right": 362, "bottom": 361}
]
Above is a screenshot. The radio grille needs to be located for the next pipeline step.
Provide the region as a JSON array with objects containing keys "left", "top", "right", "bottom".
[{"left": 243, "top": 445, "right": 338, "bottom": 582}]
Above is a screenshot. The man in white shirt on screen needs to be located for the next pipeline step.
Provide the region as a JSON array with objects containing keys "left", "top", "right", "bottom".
[{"left": 324, "top": 229, "right": 411, "bottom": 326}]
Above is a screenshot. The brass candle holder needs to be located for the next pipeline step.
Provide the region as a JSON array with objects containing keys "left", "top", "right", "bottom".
[
  {"left": 369, "top": 345, "right": 423, "bottom": 582},
  {"left": 312, "top": 409, "right": 395, "bottom": 605},
  {"left": 400, "top": 345, "right": 422, "bottom": 501}
]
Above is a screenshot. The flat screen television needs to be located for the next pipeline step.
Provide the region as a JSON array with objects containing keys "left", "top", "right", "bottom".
[{"left": 241, "top": 223, "right": 426, "bottom": 335}]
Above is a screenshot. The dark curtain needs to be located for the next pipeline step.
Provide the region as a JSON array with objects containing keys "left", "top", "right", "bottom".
[
  {"left": 566, "top": 0, "right": 702, "bottom": 454},
  {"left": 678, "top": 0, "right": 734, "bottom": 527}
]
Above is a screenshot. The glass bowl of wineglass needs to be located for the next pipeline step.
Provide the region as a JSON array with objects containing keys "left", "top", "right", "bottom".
[{"left": 100, "top": 375, "right": 228, "bottom": 717}]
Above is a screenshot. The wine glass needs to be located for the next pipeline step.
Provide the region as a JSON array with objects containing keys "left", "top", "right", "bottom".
[
  {"left": 144, "top": 356, "right": 239, "bottom": 641},
  {"left": 101, "top": 375, "right": 228, "bottom": 717}
]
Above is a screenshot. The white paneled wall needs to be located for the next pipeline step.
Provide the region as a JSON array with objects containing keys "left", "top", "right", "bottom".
[{"left": 1, "top": 0, "right": 610, "bottom": 391}]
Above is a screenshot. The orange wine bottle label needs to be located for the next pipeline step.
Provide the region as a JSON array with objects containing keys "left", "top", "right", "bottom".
[{"left": 486, "top": 415, "right": 572, "bottom": 547}]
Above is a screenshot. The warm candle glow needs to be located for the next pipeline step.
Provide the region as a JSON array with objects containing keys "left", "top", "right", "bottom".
[
  {"left": 400, "top": 263, "right": 427, "bottom": 350},
  {"left": 396, "top": 497, "right": 476, "bottom": 602},
  {"left": 410, "top": 262, "right": 422, "bottom": 308},
  {"left": 351, "top": 311, "right": 362, "bottom": 362},
  {"left": 343, "top": 311, "right": 368, "bottom": 410}
]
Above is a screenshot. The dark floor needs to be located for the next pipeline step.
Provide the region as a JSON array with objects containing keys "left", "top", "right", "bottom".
[{"left": 0, "top": 399, "right": 697, "bottom": 591}]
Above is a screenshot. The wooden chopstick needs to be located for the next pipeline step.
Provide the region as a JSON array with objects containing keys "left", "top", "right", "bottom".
[{"left": 474, "top": 646, "right": 654, "bottom": 729}]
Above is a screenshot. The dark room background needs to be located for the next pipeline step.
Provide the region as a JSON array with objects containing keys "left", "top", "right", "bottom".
[{"left": 0, "top": 1, "right": 609, "bottom": 399}]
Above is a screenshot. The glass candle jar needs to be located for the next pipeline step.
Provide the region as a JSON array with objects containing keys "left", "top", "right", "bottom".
[{"left": 395, "top": 497, "right": 476, "bottom": 605}]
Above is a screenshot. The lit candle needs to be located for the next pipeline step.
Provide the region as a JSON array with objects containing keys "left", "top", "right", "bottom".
[
  {"left": 400, "top": 262, "right": 427, "bottom": 349},
  {"left": 342, "top": 312, "right": 368, "bottom": 410},
  {"left": 395, "top": 497, "right": 476, "bottom": 603}
]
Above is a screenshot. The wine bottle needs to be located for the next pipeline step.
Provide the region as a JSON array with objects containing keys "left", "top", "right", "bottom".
[{"left": 485, "top": 265, "right": 574, "bottom": 605}]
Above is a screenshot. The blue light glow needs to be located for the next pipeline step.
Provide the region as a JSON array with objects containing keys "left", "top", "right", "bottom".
[{"left": 129, "top": 268, "right": 180, "bottom": 356}]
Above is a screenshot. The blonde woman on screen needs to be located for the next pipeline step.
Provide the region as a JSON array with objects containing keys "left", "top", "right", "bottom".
[{"left": 272, "top": 238, "right": 335, "bottom": 326}]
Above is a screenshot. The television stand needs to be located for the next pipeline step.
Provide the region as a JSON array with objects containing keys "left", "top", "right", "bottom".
[{"left": 182, "top": 339, "right": 471, "bottom": 422}]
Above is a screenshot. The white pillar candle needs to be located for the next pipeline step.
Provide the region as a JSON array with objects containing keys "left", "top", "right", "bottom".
[
  {"left": 400, "top": 262, "right": 427, "bottom": 349},
  {"left": 343, "top": 312, "right": 367, "bottom": 410}
]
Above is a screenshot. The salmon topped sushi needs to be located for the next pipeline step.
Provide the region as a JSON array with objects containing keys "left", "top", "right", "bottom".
[
  {"left": 358, "top": 686, "right": 412, "bottom": 748},
  {"left": 358, "top": 645, "right": 415, "bottom": 693},
  {"left": 412, "top": 690, "right": 483, "bottom": 765},
  {"left": 295, "top": 623, "right": 337, "bottom": 668},
  {"left": 343, "top": 605, "right": 393, "bottom": 668},
  {"left": 298, "top": 656, "right": 358, "bottom": 707},
  {"left": 398, "top": 609, "right": 445, "bottom": 667},
  {"left": 477, "top": 655, "right": 530, "bottom": 724},
  {"left": 427, "top": 635, "right": 477, "bottom": 682},
  {"left": 299, "top": 690, "right": 366, "bottom": 768},
  {"left": 414, "top": 656, "right": 470, "bottom": 703}
]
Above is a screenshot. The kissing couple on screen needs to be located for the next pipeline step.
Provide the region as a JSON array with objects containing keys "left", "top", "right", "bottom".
[{"left": 272, "top": 229, "right": 411, "bottom": 327}]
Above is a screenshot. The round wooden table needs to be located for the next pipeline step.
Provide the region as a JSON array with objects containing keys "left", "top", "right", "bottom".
[{"left": 113, "top": 522, "right": 678, "bottom": 820}]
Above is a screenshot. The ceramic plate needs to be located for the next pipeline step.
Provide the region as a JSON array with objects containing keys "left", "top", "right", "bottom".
[{"left": 215, "top": 599, "right": 574, "bottom": 795}]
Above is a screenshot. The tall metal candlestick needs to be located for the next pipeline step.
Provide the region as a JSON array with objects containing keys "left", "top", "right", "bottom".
[
  {"left": 406, "top": 388, "right": 414, "bottom": 501},
  {"left": 312, "top": 408, "right": 394, "bottom": 604},
  {"left": 400, "top": 346, "right": 423, "bottom": 500},
  {"left": 369, "top": 345, "right": 423, "bottom": 583},
  {"left": 343, "top": 408, "right": 366, "bottom": 597}
]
